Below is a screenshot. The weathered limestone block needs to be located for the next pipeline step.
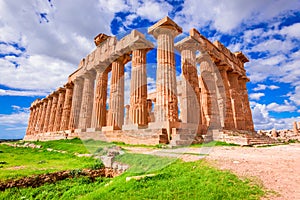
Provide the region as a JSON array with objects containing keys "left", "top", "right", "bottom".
[{"left": 148, "top": 16, "right": 181, "bottom": 123}]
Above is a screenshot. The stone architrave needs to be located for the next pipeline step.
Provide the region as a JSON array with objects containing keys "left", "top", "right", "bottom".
[
  {"left": 48, "top": 91, "right": 59, "bottom": 132},
  {"left": 228, "top": 72, "right": 244, "bottom": 130},
  {"left": 175, "top": 37, "right": 201, "bottom": 125},
  {"left": 129, "top": 49, "right": 149, "bottom": 126},
  {"left": 68, "top": 77, "right": 84, "bottom": 130},
  {"left": 106, "top": 55, "right": 130, "bottom": 129},
  {"left": 38, "top": 99, "right": 48, "bottom": 132},
  {"left": 78, "top": 71, "right": 96, "bottom": 130},
  {"left": 148, "top": 16, "right": 182, "bottom": 123},
  {"left": 91, "top": 69, "right": 109, "bottom": 129},
  {"left": 218, "top": 65, "right": 235, "bottom": 130},
  {"left": 53, "top": 87, "right": 66, "bottom": 131},
  {"left": 60, "top": 82, "right": 74, "bottom": 130},
  {"left": 43, "top": 95, "right": 53, "bottom": 132},
  {"left": 238, "top": 76, "right": 254, "bottom": 131}
]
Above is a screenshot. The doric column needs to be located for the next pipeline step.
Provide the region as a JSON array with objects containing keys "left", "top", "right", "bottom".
[
  {"left": 43, "top": 95, "right": 53, "bottom": 132},
  {"left": 38, "top": 98, "right": 48, "bottom": 133},
  {"left": 60, "top": 82, "right": 74, "bottom": 130},
  {"left": 30, "top": 104, "right": 39, "bottom": 134},
  {"left": 129, "top": 49, "right": 149, "bottom": 126},
  {"left": 175, "top": 38, "right": 201, "bottom": 125},
  {"left": 107, "top": 56, "right": 129, "bottom": 129},
  {"left": 78, "top": 71, "right": 96, "bottom": 130},
  {"left": 34, "top": 101, "right": 43, "bottom": 134},
  {"left": 26, "top": 106, "right": 35, "bottom": 135},
  {"left": 48, "top": 91, "right": 59, "bottom": 132},
  {"left": 228, "top": 72, "right": 244, "bottom": 130},
  {"left": 148, "top": 17, "right": 182, "bottom": 123},
  {"left": 238, "top": 76, "right": 254, "bottom": 131},
  {"left": 53, "top": 87, "right": 66, "bottom": 131},
  {"left": 91, "top": 69, "right": 108, "bottom": 129},
  {"left": 68, "top": 77, "right": 84, "bottom": 130},
  {"left": 218, "top": 66, "right": 235, "bottom": 129}
]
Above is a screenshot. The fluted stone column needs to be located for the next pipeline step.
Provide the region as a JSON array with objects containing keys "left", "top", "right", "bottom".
[
  {"left": 238, "top": 76, "right": 254, "bottom": 131},
  {"left": 53, "top": 87, "right": 66, "bottom": 131},
  {"left": 60, "top": 82, "right": 74, "bottom": 131},
  {"left": 91, "top": 70, "right": 108, "bottom": 129},
  {"left": 68, "top": 77, "right": 84, "bottom": 130},
  {"left": 175, "top": 40, "right": 201, "bottom": 125},
  {"left": 198, "top": 55, "right": 221, "bottom": 129},
  {"left": 148, "top": 17, "right": 182, "bottom": 123},
  {"left": 30, "top": 105, "right": 38, "bottom": 134},
  {"left": 26, "top": 106, "right": 35, "bottom": 135},
  {"left": 48, "top": 91, "right": 59, "bottom": 132},
  {"left": 38, "top": 99, "right": 48, "bottom": 133},
  {"left": 34, "top": 102, "right": 43, "bottom": 134},
  {"left": 78, "top": 71, "right": 96, "bottom": 130},
  {"left": 43, "top": 96, "right": 53, "bottom": 132},
  {"left": 129, "top": 49, "right": 149, "bottom": 126},
  {"left": 218, "top": 65, "right": 235, "bottom": 130},
  {"left": 106, "top": 55, "right": 130, "bottom": 130},
  {"left": 106, "top": 56, "right": 128, "bottom": 130},
  {"left": 228, "top": 72, "right": 244, "bottom": 130}
]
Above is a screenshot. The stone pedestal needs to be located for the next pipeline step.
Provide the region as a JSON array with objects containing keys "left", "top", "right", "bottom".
[
  {"left": 60, "top": 82, "right": 74, "bottom": 131},
  {"left": 129, "top": 49, "right": 149, "bottom": 126},
  {"left": 78, "top": 71, "right": 96, "bottom": 130},
  {"left": 68, "top": 77, "right": 84, "bottom": 130},
  {"left": 91, "top": 69, "right": 108, "bottom": 129},
  {"left": 148, "top": 16, "right": 182, "bottom": 124},
  {"left": 106, "top": 55, "right": 129, "bottom": 130}
]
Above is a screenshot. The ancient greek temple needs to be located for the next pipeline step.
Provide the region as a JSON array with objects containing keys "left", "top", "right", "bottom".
[{"left": 24, "top": 17, "right": 254, "bottom": 145}]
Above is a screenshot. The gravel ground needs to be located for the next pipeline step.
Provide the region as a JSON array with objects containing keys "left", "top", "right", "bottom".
[{"left": 124, "top": 143, "right": 300, "bottom": 200}]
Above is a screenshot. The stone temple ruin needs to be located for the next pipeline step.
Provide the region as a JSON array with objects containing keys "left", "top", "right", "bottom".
[{"left": 24, "top": 17, "right": 256, "bottom": 145}]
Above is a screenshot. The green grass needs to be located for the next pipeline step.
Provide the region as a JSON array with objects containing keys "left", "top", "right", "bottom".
[
  {"left": 81, "top": 159, "right": 264, "bottom": 200},
  {"left": 0, "top": 144, "right": 97, "bottom": 181},
  {"left": 27, "top": 138, "right": 113, "bottom": 154},
  {"left": 191, "top": 141, "right": 240, "bottom": 148},
  {"left": 0, "top": 176, "right": 109, "bottom": 200},
  {"left": 0, "top": 139, "right": 265, "bottom": 199}
]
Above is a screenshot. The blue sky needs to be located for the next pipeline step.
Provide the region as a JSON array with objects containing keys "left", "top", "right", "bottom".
[{"left": 0, "top": 0, "right": 300, "bottom": 139}]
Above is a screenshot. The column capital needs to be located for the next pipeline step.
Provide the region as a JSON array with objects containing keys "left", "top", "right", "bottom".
[
  {"left": 238, "top": 75, "right": 250, "bottom": 82},
  {"left": 175, "top": 36, "right": 199, "bottom": 52},
  {"left": 64, "top": 81, "right": 74, "bottom": 89},
  {"left": 218, "top": 65, "right": 230, "bottom": 72},
  {"left": 148, "top": 16, "right": 182, "bottom": 38},
  {"left": 57, "top": 87, "right": 66, "bottom": 93},
  {"left": 82, "top": 70, "right": 96, "bottom": 80}
]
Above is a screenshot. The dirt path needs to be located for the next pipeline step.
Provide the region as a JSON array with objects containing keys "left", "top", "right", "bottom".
[
  {"left": 124, "top": 143, "right": 300, "bottom": 200},
  {"left": 206, "top": 144, "right": 300, "bottom": 200}
]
